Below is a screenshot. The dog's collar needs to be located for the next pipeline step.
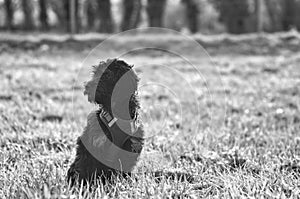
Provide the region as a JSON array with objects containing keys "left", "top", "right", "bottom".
[
  {"left": 98, "top": 107, "right": 136, "bottom": 131},
  {"left": 96, "top": 106, "right": 137, "bottom": 148},
  {"left": 99, "top": 108, "right": 118, "bottom": 128}
]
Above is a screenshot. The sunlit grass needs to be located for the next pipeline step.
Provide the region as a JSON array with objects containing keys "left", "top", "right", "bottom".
[{"left": 0, "top": 35, "right": 299, "bottom": 198}]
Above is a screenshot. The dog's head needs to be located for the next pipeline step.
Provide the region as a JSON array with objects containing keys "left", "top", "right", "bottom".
[{"left": 84, "top": 59, "right": 140, "bottom": 121}]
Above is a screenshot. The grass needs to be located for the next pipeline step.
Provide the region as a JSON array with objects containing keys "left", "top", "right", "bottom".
[{"left": 0, "top": 33, "right": 299, "bottom": 198}]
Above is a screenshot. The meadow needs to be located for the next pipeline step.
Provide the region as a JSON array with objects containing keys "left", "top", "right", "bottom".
[{"left": 0, "top": 32, "right": 299, "bottom": 198}]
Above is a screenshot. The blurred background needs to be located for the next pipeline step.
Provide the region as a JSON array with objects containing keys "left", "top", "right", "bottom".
[{"left": 0, "top": 0, "right": 299, "bottom": 35}]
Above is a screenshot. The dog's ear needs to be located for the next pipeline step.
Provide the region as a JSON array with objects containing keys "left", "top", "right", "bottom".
[{"left": 84, "top": 59, "right": 116, "bottom": 103}]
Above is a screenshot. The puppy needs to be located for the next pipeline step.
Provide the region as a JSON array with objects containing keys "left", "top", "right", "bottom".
[{"left": 67, "top": 59, "right": 144, "bottom": 186}]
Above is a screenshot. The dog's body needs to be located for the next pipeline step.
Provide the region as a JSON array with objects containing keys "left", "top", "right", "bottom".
[{"left": 67, "top": 59, "right": 144, "bottom": 185}]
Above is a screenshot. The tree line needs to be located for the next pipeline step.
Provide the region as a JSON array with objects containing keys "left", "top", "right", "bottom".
[
  {"left": 213, "top": 0, "right": 300, "bottom": 34},
  {"left": 2, "top": 0, "right": 169, "bottom": 33},
  {"left": 1, "top": 0, "right": 300, "bottom": 34}
]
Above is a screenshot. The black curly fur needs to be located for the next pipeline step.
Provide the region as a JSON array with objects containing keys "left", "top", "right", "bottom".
[
  {"left": 67, "top": 59, "right": 144, "bottom": 186},
  {"left": 93, "top": 59, "right": 140, "bottom": 120}
]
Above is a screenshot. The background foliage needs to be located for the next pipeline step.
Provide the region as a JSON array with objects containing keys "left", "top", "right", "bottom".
[{"left": 1, "top": 0, "right": 300, "bottom": 34}]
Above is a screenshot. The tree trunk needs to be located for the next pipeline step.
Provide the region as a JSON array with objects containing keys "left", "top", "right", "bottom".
[
  {"left": 39, "top": 0, "right": 49, "bottom": 30},
  {"left": 22, "top": 0, "right": 34, "bottom": 30},
  {"left": 215, "top": 0, "right": 249, "bottom": 34},
  {"left": 4, "top": 0, "right": 14, "bottom": 30},
  {"left": 121, "top": 0, "right": 141, "bottom": 31},
  {"left": 64, "top": 0, "right": 80, "bottom": 33},
  {"left": 147, "top": 0, "right": 167, "bottom": 27},
  {"left": 282, "top": 0, "right": 296, "bottom": 31},
  {"left": 49, "top": 1, "right": 65, "bottom": 29},
  {"left": 265, "top": 0, "right": 280, "bottom": 32},
  {"left": 86, "top": 0, "right": 96, "bottom": 29},
  {"left": 295, "top": 2, "right": 300, "bottom": 30},
  {"left": 97, "top": 0, "right": 114, "bottom": 33},
  {"left": 63, "top": 0, "right": 71, "bottom": 32},
  {"left": 70, "top": 0, "right": 76, "bottom": 34},
  {"left": 255, "top": 0, "right": 263, "bottom": 32},
  {"left": 182, "top": 0, "right": 199, "bottom": 33},
  {"left": 74, "top": 0, "right": 80, "bottom": 32}
]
